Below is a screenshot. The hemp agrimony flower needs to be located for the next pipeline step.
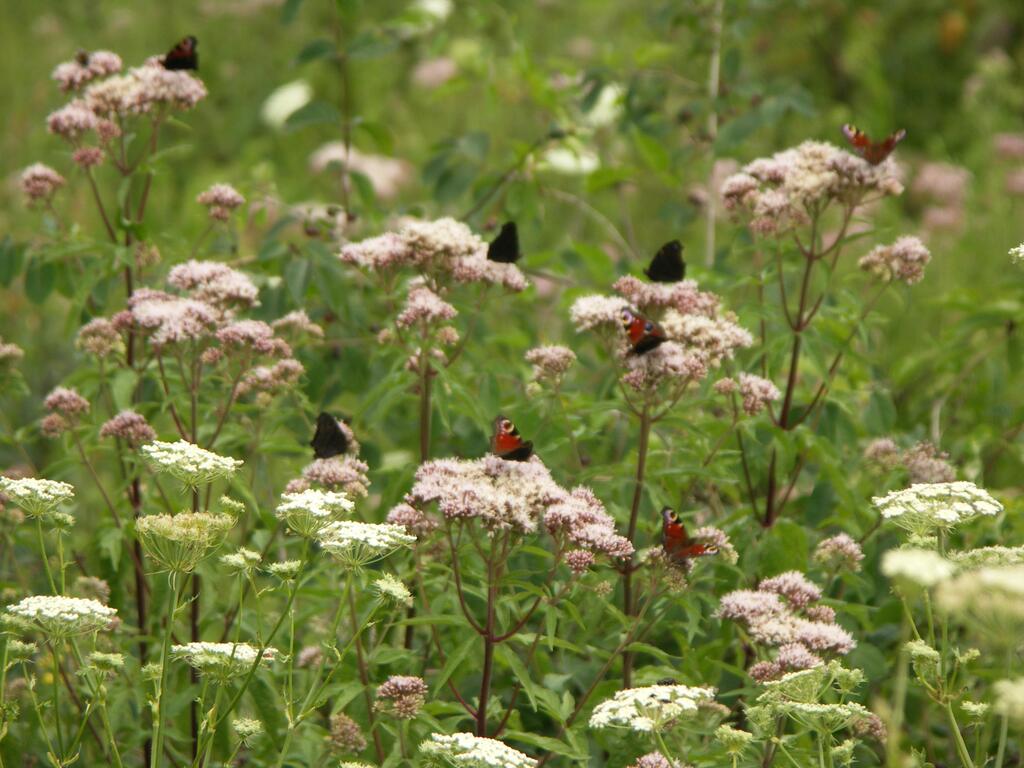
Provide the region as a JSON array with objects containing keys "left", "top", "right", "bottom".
[{"left": 141, "top": 440, "right": 243, "bottom": 487}]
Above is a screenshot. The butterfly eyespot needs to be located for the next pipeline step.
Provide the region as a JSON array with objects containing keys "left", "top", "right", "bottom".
[
  {"left": 644, "top": 322, "right": 654, "bottom": 332},
  {"left": 501, "top": 419, "right": 514, "bottom": 433},
  {"left": 620, "top": 309, "right": 633, "bottom": 323}
]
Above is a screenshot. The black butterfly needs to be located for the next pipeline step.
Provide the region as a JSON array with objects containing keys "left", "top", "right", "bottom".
[
  {"left": 162, "top": 36, "right": 198, "bottom": 71},
  {"left": 644, "top": 240, "right": 685, "bottom": 283},
  {"left": 487, "top": 222, "right": 521, "bottom": 264},
  {"left": 310, "top": 412, "right": 350, "bottom": 459}
]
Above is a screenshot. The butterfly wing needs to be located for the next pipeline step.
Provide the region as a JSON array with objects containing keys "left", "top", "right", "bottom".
[
  {"left": 163, "top": 36, "right": 198, "bottom": 71},
  {"left": 644, "top": 240, "right": 686, "bottom": 283},
  {"left": 487, "top": 222, "right": 521, "bottom": 264},
  {"left": 661, "top": 507, "right": 714, "bottom": 564},
  {"left": 842, "top": 124, "right": 905, "bottom": 165},
  {"left": 490, "top": 415, "right": 534, "bottom": 461},
  {"left": 310, "top": 412, "right": 349, "bottom": 459},
  {"left": 621, "top": 309, "right": 667, "bottom": 355}
]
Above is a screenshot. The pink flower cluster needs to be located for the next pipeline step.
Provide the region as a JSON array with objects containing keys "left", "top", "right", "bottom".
[
  {"left": 99, "top": 410, "right": 157, "bottom": 445},
  {"left": 544, "top": 487, "right": 634, "bottom": 561},
  {"left": 237, "top": 359, "right": 305, "bottom": 400},
  {"left": 717, "top": 570, "right": 855, "bottom": 682},
  {"left": 129, "top": 289, "right": 218, "bottom": 346},
  {"left": 285, "top": 456, "right": 370, "bottom": 499},
  {"left": 309, "top": 142, "right": 412, "bottom": 200},
  {"left": 525, "top": 345, "right": 576, "bottom": 384},
  {"left": 40, "top": 386, "right": 90, "bottom": 438},
  {"left": 620, "top": 341, "right": 708, "bottom": 392},
  {"left": 858, "top": 236, "right": 932, "bottom": 285},
  {"left": 374, "top": 675, "right": 428, "bottom": 718},
  {"left": 396, "top": 284, "right": 457, "bottom": 328},
  {"left": 737, "top": 373, "right": 781, "bottom": 416},
  {"left": 340, "top": 217, "right": 527, "bottom": 292},
  {"left": 813, "top": 533, "right": 864, "bottom": 572},
  {"left": 196, "top": 184, "right": 246, "bottom": 221},
  {"left": 75, "top": 317, "right": 122, "bottom": 358},
  {"left": 272, "top": 310, "right": 324, "bottom": 339},
  {"left": 51, "top": 51, "right": 123, "bottom": 92},
  {"left": 902, "top": 441, "right": 955, "bottom": 484},
  {"left": 398, "top": 455, "right": 629, "bottom": 566},
  {"left": 722, "top": 141, "right": 903, "bottom": 236},
  {"left": 216, "top": 320, "right": 292, "bottom": 358},
  {"left": 20, "top": 164, "right": 66, "bottom": 203},
  {"left": 167, "top": 260, "right": 258, "bottom": 309}
]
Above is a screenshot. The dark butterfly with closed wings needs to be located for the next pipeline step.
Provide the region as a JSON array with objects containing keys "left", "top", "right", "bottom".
[
  {"left": 841, "top": 124, "right": 906, "bottom": 165},
  {"left": 661, "top": 507, "right": 717, "bottom": 566},
  {"left": 644, "top": 240, "right": 686, "bottom": 283},
  {"left": 162, "top": 36, "right": 198, "bottom": 71},
  {"left": 621, "top": 308, "right": 666, "bottom": 355},
  {"left": 487, "top": 221, "right": 521, "bottom": 264},
  {"left": 310, "top": 412, "right": 351, "bottom": 459},
  {"left": 490, "top": 415, "right": 533, "bottom": 461}
]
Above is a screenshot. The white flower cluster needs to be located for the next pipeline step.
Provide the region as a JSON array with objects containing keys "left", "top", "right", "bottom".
[
  {"left": 0, "top": 477, "right": 75, "bottom": 518},
  {"left": 588, "top": 683, "right": 716, "bottom": 732},
  {"left": 420, "top": 732, "right": 535, "bottom": 768},
  {"left": 317, "top": 521, "right": 415, "bottom": 568},
  {"left": 141, "top": 440, "right": 243, "bottom": 486},
  {"left": 8, "top": 595, "right": 116, "bottom": 637},
  {"left": 275, "top": 488, "right": 355, "bottom": 538},
  {"left": 171, "top": 642, "right": 277, "bottom": 680},
  {"left": 873, "top": 481, "right": 1002, "bottom": 536},
  {"left": 373, "top": 573, "right": 413, "bottom": 606},
  {"left": 937, "top": 565, "right": 1024, "bottom": 642},
  {"left": 881, "top": 548, "right": 956, "bottom": 588},
  {"left": 136, "top": 512, "right": 234, "bottom": 573}
]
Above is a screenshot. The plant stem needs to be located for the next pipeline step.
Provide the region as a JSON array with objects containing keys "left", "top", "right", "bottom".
[
  {"left": 703, "top": 0, "right": 724, "bottom": 267},
  {"left": 35, "top": 520, "right": 57, "bottom": 594},
  {"left": 477, "top": 536, "right": 500, "bottom": 737},
  {"left": 621, "top": 405, "right": 652, "bottom": 688},
  {"left": 945, "top": 700, "right": 975, "bottom": 768},
  {"left": 151, "top": 574, "right": 185, "bottom": 768},
  {"left": 49, "top": 642, "right": 65, "bottom": 758}
]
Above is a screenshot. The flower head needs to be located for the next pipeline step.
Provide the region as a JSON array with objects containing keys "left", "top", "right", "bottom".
[
  {"left": 420, "top": 733, "right": 535, "bottom": 768},
  {"left": 136, "top": 513, "right": 234, "bottom": 573},
  {"left": 373, "top": 573, "right": 413, "bottom": 607},
  {"left": 881, "top": 548, "right": 955, "bottom": 588},
  {"left": 813, "top": 534, "right": 864, "bottom": 572},
  {"left": 525, "top": 345, "right": 576, "bottom": 386},
  {"left": 328, "top": 713, "right": 367, "bottom": 754},
  {"left": 7, "top": 595, "right": 115, "bottom": 637},
  {"left": 873, "top": 482, "right": 1002, "bottom": 536},
  {"left": 52, "top": 50, "right": 123, "bottom": 92},
  {"left": 20, "top": 164, "right": 66, "bottom": 203},
  {"left": 100, "top": 411, "right": 156, "bottom": 445},
  {"left": 196, "top": 184, "right": 246, "bottom": 221},
  {"left": 275, "top": 488, "right": 354, "bottom": 538},
  {"left": 232, "top": 717, "right": 263, "bottom": 746},
  {"left": 141, "top": 440, "right": 243, "bottom": 487},
  {"left": 738, "top": 373, "right": 780, "bottom": 415},
  {"left": 0, "top": 477, "right": 74, "bottom": 519},
  {"left": 167, "top": 260, "right": 258, "bottom": 309},
  {"left": 858, "top": 236, "right": 932, "bottom": 285},
  {"left": 376, "top": 675, "right": 428, "bottom": 718},
  {"left": 543, "top": 487, "right": 633, "bottom": 560},
  {"left": 316, "top": 521, "right": 415, "bottom": 568},
  {"left": 589, "top": 683, "right": 716, "bottom": 732},
  {"left": 171, "top": 642, "right": 276, "bottom": 681},
  {"left": 76, "top": 318, "right": 123, "bottom": 358}
]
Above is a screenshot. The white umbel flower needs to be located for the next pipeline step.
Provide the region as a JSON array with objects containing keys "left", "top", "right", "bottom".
[
  {"left": 8, "top": 595, "right": 116, "bottom": 637},
  {"left": 881, "top": 548, "right": 956, "bottom": 588},
  {"left": 136, "top": 513, "right": 234, "bottom": 573},
  {"left": 589, "top": 683, "right": 716, "bottom": 732},
  {"left": 317, "top": 521, "right": 415, "bottom": 568},
  {"left": 994, "top": 678, "right": 1024, "bottom": 723},
  {"left": 0, "top": 477, "right": 75, "bottom": 518},
  {"left": 373, "top": 573, "right": 413, "bottom": 606},
  {"left": 872, "top": 482, "right": 1002, "bottom": 536},
  {"left": 420, "top": 732, "right": 535, "bottom": 768},
  {"left": 275, "top": 488, "right": 354, "bottom": 538},
  {"left": 141, "top": 440, "right": 243, "bottom": 486},
  {"left": 171, "top": 642, "right": 277, "bottom": 680}
]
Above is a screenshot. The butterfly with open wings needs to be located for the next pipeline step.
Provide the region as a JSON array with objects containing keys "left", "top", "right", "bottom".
[
  {"left": 621, "top": 308, "right": 666, "bottom": 355},
  {"left": 661, "top": 507, "right": 717, "bottom": 566},
  {"left": 490, "top": 415, "right": 533, "bottom": 461},
  {"left": 162, "top": 36, "right": 198, "bottom": 71},
  {"left": 841, "top": 124, "right": 906, "bottom": 165}
]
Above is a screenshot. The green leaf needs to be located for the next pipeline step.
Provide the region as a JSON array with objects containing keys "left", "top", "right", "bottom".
[
  {"left": 495, "top": 645, "right": 540, "bottom": 711},
  {"left": 432, "top": 634, "right": 475, "bottom": 694},
  {"left": 0, "top": 237, "right": 25, "bottom": 286},
  {"left": 284, "top": 101, "right": 341, "bottom": 131},
  {"left": 24, "top": 258, "right": 56, "bottom": 304},
  {"left": 295, "top": 39, "right": 336, "bottom": 65}
]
